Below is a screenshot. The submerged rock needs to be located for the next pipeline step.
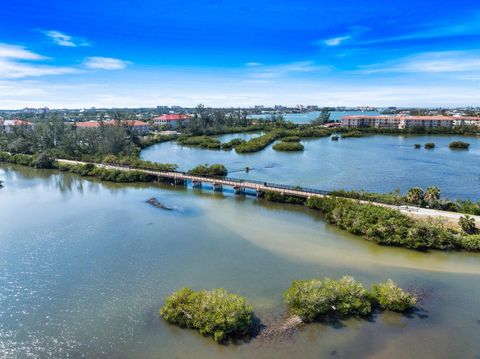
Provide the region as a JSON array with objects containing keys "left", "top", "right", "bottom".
[
  {"left": 256, "top": 315, "right": 303, "bottom": 341},
  {"left": 146, "top": 197, "right": 173, "bottom": 210}
]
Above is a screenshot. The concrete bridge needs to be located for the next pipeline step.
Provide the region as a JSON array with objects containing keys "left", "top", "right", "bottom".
[
  {"left": 57, "top": 159, "right": 329, "bottom": 199},
  {"left": 57, "top": 159, "right": 480, "bottom": 226}
]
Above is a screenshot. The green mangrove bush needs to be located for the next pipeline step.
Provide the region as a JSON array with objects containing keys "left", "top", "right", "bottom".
[
  {"left": 160, "top": 288, "right": 253, "bottom": 342},
  {"left": 371, "top": 280, "right": 416, "bottom": 312},
  {"left": 284, "top": 276, "right": 372, "bottom": 321},
  {"left": 187, "top": 163, "right": 228, "bottom": 176},
  {"left": 272, "top": 141, "right": 304, "bottom": 151},
  {"left": 449, "top": 141, "right": 470, "bottom": 150}
]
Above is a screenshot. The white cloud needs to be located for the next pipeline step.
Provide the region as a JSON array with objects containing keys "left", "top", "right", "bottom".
[
  {"left": 245, "top": 62, "right": 262, "bottom": 66},
  {"left": 323, "top": 35, "right": 351, "bottom": 46},
  {"left": 0, "top": 43, "right": 77, "bottom": 79},
  {"left": 0, "top": 43, "right": 47, "bottom": 60},
  {"left": 358, "top": 51, "right": 480, "bottom": 74},
  {"left": 83, "top": 57, "right": 131, "bottom": 70},
  {"left": 43, "top": 30, "right": 90, "bottom": 47},
  {"left": 248, "top": 61, "right": 326, "bottom": 78}
]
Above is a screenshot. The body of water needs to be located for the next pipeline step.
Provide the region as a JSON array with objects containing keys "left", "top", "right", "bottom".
[
  {"left": 142, "top": 134, "right": 480, "bottom": 201},
  {"left": 1, "top": 164, "right": 480, "bottom": 358},
  {"left": 248, "top": 110, "right": 380, "bottom": 124}
]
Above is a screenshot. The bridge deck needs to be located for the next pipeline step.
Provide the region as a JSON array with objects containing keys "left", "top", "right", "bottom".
[{"left": 56, "top": 159, "right": 480, "bottom": 226}]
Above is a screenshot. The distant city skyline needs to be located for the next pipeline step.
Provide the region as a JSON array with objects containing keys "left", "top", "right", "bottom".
[{"left": 2, "top": 0, "right": 480, "bottom": 108}]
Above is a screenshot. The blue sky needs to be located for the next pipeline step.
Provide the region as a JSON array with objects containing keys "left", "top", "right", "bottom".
[{"left": 1, "top": 0, "right": 480, "bottom": 108}]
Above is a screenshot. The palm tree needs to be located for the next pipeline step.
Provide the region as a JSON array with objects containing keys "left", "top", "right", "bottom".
[
  {"left": 424, "top": 186, "right": 441, "bottom": 207},
  {"left": 406, "top": 187, "right": 424, "bottom": 205}
]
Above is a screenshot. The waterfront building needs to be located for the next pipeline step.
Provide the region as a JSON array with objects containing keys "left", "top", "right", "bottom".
[
  {"left": 341, "top": 115, "right": 480, "bottom": 129},
  {"left": 152, "top": 114, "right": 189, "bottom": 127}
]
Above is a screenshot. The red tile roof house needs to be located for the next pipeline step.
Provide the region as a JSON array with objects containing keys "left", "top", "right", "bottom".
[
  {"left": 151, "top": 114, "right": 190, "bottom": 127},
  {"left": 74, "top": 120, "right": 150, "bottom": 135},
  {"left": 0, "top": 119, "right": 35, "bottom": 133}
]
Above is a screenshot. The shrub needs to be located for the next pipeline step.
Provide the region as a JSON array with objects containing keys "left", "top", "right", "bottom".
[
  {"left": 459, "top": 215, "right": 478, "bottom": 235},
  {"left": 281, "top": 136, "right": 301, "bottom": 142},
  {"left": 305, "top": 196, "right": 459, "bottom": 250},
  {"left": 221, "top": 138, "right": 245, "bottom": 150},
  {"left": 341, "top": 131, "right": 364, "bottom": 138},
  {"left": 414, "top": 144, "right": 421, "bottom": 149},
  {"left": 424, "top": 142, "right": 435, "bottom": 149},
  {"left": 449, "top": 141, "right": 470, "bottom": 150},
  {"left": 177, "top": 136, "right": 221, "bottom": 149},
  {"left": 187, "top": 164, "right": 228, "bottom": 176},
  {"left": 235, "top": 130, "right": 282, "bottom": 153},
  {"left": 331, "top": 135, "right": 339, "bottom": 141},
  {"left": 264, "top": 191, "right": 306, "bottom": 204},
  {"left": 457, "top": 234, "right": 480, "bottom": 251},
  {"left": 272, "top": 141, "right": 304, "bottom": 152},
  {"left": 160, "top": 288, "right": 253, "bottom": 342},
  {"left": 371, "top": 279, "right": 416, "bottom": 312},
  {"left": 33, "top": 153, "right": 56, "bottom": 169},
  {"left": 284, "top": 276, "right": 372, "bottom": 321}
]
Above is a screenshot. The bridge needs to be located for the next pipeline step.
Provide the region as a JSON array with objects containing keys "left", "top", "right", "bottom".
[
  {"left": 57, "top": 159, "right": 330, "bottom": 198},
  {"left": 57, "top": 159, "right": 480, "bottom": 226}
]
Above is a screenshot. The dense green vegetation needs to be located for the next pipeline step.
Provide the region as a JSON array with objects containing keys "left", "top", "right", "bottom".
[
  {"left": 371, "top": 280, "right": 417, "bottom": 312},
  {"left": 159, "top": 288, "right": 253, "bottom": 342},
  {"left": 102, "top": 154, "right": 177, "bottom": 172},
  {"left": 187, "top": 164, "right": 228, "bottom": 176},
  {"left": 272, "top": 141, "right": 304, "bottom": 151},
  {"left": 424, "top": 142, "right": 435, "bottom": 149},
  {"left": 305, "top": 195, "right": 479, "bottom": 251},
  {"left": 139, "top": 134, "right": 178, "bottom": 148},
  {"left": 330, "top": 187, "right": 480, "bottom": 215},
  {"left": 331, "top": 135, "right": 339, "bottom": 141},
  {"left": 58, "top": 163, "right": 154, "bottom": 182},
  {"left": 264, "top": 191, "right": 306, "bottom": 204},
  {"left": 280, "top": 136, "right": 301, "bottom": 142},
  {"left": 221, "top": 138, "right": 246, "bottom": 150},
  {"left": 284, "top": 277, "right": 416, "bottom": 322},
  {"left": 449, "top": 141, "right": 470, "bottom": 149},
  {"left": 0, "top": 151, "right": 56, "bottom": 169},
  {"left": 341, "top": 131, "right": 365, "bottom": 138},
  {"left": 414, "top": 143, "right": 421, "bottom": 149},
  {"left": 235, "top": 131, "right": 282, "bottom": 153},
  {"left": 284, "top": 276, "right": 372, "bottom": 321},
  {"left": 337, "top": 124, "right": 480, "bottom": 136},
  {"left": 177, "top": 135, "right": 222, "bottom": 149}
]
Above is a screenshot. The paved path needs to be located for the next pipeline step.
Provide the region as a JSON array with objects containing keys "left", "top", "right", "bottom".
[{"left": 58, "top": 159, "right": 480, "bottom": 226}]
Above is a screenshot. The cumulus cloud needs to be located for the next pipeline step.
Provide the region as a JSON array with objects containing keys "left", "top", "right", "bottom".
[
  {"left": 0, "top": 43, "right": 47, "bottom": 60},
  {"left": 43, "top": 30, "right": 90, "bottom": 47},
  {"left": 83, "top": 57, "right": 131, "bottom": 70},
  {"left": 0, "top": 43, "right": 77, "bottom": 79}
]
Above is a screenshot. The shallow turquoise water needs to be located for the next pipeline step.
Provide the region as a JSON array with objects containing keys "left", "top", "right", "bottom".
[
  {"left": 1, "top": 164, "right": 480, "bottom": 358},
  {"left": 142, "top": 134, "right": 480, "bottom": 200}
]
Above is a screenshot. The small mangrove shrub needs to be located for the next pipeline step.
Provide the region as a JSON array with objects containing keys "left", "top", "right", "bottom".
[
  {"left": 449, "top": 141, "right": 470, "bottom": 150},
  {"left": 160, "top": 288, "right": 253, "bottom": 342},
  {"left": 280, "top": 136, "right": 301, "bottom": 142},
  {"left": 187, "top": 163, "right": 228, "bottom": 176},
  {"left": 414, "top": 144, "right": 421, "bottom": 149},
  {"left": 371, "top": 279, "right": 416, "bottom": 312},
  {"left": 331, "top": 135, "right": 339, "bottom": 141},
  {"left": 272, "top": 141, "right": 304, "bottom": 152},
  {"left": 424, "top": 142, "right": 435, "bottom": 149},
  {"left": 284, "top": 276, "right": 372, "bottom": 321}
]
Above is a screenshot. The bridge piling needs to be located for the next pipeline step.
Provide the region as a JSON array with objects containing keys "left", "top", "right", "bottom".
[
  {"left": 192, "top": 180, "right": 202, "bottom": 189},
  {"left": 233, "top": 186, "right": 245, "bottom": 195},
  {"left": 213, "top": 183, "right": 223, "bottom": 192}
]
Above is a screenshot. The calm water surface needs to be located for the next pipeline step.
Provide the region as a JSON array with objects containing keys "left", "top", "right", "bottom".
[
  {"left": 1, "top": 164, "right": 479, "bottom": 358},
  {"left": 142, "top": 134, "right": 480, "bottom": 200}
]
